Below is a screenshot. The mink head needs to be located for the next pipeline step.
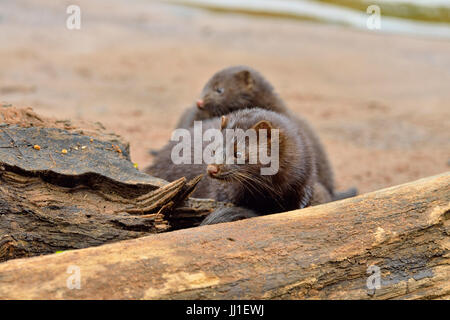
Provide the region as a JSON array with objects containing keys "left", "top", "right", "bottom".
[
  {"left": 196, "top": 66, "right": 285, "bottom": 117},
  {"left": 205, "top": 109, "right": 311, "bottom": 211},
  {"left": 206, "top": 114, "right": 275, "bottom": 181}
]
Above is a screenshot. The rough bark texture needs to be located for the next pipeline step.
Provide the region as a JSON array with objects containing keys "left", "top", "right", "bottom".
[
  {"left": 0, "top": 106, "right": 228, "bottom": 262},
  {"left": 0, "top": 168, "right": 221, "bottom": 262},
  {"left": 0, "top": 172, "right": 448, "bottom": 300}
]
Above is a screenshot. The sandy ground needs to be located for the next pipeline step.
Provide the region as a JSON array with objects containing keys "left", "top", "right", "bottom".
[{"left": 1, "top": 0, "right": 449, "bottom": 194}]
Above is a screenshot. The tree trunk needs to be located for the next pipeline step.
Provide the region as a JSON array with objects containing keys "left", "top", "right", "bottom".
[
  {"left": 0, "top": 106, "right": 228, "bottom": 262},
  {"left": 0, "top": 172, "right": 448, "bottom": 299}
]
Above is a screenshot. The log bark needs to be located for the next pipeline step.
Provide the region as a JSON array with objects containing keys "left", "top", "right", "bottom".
[
  {"left": 0, "top": 168, "right": 222, "bottom": 262},
  {"left": 0, "top": 172, "right": 448, "bottom": 300},
  {"left": 0, "top": 106, "right": 229, "bottom": 262}
]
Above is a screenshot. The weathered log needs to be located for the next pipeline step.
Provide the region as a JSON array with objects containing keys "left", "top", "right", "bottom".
[
  {"left": 0, "top": 172, "right": 448, "bottom": 299},
  {"left": 0, "top": 106, "right": 228, "bottom": 262}
]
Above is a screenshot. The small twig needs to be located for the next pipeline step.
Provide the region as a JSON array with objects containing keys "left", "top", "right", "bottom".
[{"left": 49, "top": 153, "right": 56, "bottom": 168}]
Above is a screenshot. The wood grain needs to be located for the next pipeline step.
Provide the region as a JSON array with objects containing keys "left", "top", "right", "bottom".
[{"left": 0, "top": 172, "right": 448, "bottom": 299}]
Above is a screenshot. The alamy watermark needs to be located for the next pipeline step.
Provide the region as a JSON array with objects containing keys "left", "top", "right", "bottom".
[
  {"left": 170, "top": 121, "right": 280, "bottom": 175},
  {"left": 366, "top": 265, "right": 381, "bottom": 294},
  {"left": 367, "top": 5, "right": 381, "bottom": 30},
  {"left": 66, "top": 265, "right": 81, "bottom": 290},
  {"left": 66, "top": 5, "right": 81, "bottom": 30}
]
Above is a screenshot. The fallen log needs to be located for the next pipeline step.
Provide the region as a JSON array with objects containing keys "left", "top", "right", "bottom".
[
  {"left": 0, "top": 106, "right": 228, "bottom": 262},
  {"left": 0, "top": 172, "right": 448, "bottom": 299}
]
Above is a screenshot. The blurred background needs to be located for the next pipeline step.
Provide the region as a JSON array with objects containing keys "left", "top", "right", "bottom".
[{"left": 1, "top": 0, "right": 449, "bottom": 194}]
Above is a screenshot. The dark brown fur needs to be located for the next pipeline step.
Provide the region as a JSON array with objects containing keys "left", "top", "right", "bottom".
[
  {"left": 173, "top": 65, "right": 335, "bottom": 197},
  {"left": 146, "top": 108, "right": 331, "bottom": 222},
  {"left": 176, "top": 66, "right": 287, "bottom": 128}
]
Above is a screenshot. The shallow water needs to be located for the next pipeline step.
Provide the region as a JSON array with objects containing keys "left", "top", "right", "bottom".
[
  {"left": 320, "top": 0, "right": 450, "bottom": 23},
  {"left": 164, "top": 0, "right": 450, "bottom": 39}
]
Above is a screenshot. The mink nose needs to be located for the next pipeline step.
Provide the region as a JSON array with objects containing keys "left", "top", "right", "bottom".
[
  {"left": 207, "top": 164, "right": 219, "bottom": 176},
  {"left": 196, "top": 99, "right": 204, "bottom": 109}
]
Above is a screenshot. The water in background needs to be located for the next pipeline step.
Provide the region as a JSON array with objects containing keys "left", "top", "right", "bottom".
[{"left": 164, "top": 0, "right": 450, "bottom": 39}]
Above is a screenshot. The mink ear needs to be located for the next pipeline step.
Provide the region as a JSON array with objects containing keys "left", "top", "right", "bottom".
[
  {"left": 221, "top": 115, "right": 228, "bottom": 130},
  {"left": 235, "top": 70, "right": 254, "bottom": 87},
  {"left": 252, "top": 120, "right": 273, "bottom": 140}
]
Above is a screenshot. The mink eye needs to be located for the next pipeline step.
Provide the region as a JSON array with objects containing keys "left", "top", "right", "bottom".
[{"left": 215, "top": 87, "right": 224, "bottom": 94}]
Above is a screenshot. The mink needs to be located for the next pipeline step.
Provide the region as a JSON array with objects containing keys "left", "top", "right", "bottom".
[
  {"left": 175, "top": 65, "right": 287, "bottom": 129},
  {"left": 170, "top": 65, "right": 339, "bottom": 199},
  {"left": 146, "top": 108, "right": 333, "bottom": 224}
]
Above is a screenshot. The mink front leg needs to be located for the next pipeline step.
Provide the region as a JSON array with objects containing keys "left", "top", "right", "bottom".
[{"left": 200, "top": 207, "right": 259, "bottom": 225}]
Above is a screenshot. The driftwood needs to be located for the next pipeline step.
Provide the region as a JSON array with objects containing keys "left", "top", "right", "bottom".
[
  {"left": 0, "top": 106, "right": 228, "bottom": 262},
  {"left": 0, "top": 172, "right": 448, "bottom": 299}
]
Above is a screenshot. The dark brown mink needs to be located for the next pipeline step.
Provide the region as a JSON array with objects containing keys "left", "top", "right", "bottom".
[
  {"left": 171, "top": 65, "right": 336, "bottom": 198},
  {"left": 175, "top": 65, "right": 287, "bottom": 129},
  {"left": 146, "top": 108, "right": 332, "bottom": 223}
]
